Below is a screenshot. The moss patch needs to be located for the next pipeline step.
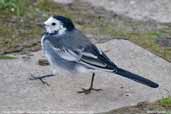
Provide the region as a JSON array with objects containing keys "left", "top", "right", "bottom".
[
  {"left": 0, "top": 55, "right": 17, "bottom": 60},
  {"left": 107, "top": 100, "right": 171, "bottom": 114},
  {"left": 160, "top": 97, "right": 171, "bottom": 107}
]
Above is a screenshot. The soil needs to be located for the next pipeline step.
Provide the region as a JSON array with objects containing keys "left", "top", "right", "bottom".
[{"left": 108, "top": 101, "right": 171, "bottom": 114}]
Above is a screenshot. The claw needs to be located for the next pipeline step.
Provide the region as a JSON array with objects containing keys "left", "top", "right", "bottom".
[
  {"left": 29, "top": 74, "right": 54, "bottom": 86},
  {"left": 77, "top": 88, "right": 102, "bottom": 94},
  {"left": 92, "top": 88, "right": 102, "bottom": 91}
]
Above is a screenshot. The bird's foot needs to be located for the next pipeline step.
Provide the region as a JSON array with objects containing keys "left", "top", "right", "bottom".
[
  {"left": 77, "top": 88, "right": 102, "bottom": 94},
  {"left": 29, "top": 74, "right": 54, "bottom": 86}
]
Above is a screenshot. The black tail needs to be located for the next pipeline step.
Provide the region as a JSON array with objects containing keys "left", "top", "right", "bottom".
[{"left": 113, "top": 67, "right": 159, "bottom": 88}]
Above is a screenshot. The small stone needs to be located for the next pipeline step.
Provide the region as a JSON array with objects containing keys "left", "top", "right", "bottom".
[
  {"left": 53, "top": 0, "right": 73, "bottom": 5},
  {"left": 120, "top": 86, "right": 124, "bottom": 89},
  {"left": 125, "top": 93, "right": 132, "bottom": 96},
  {"left": 136, "top": 101, "right": 149, "bottom": 109},
  {"left": 130, "top": 1, "right": 136, "bottom": 5},
  {"left": 11, "top": 8, "right": 15, "bottom": 12},
  {"left": 156, "top": 37, "right": 171, "bottom": 47},
  {"left": 38, "top": 59, "right": 49, "bottom": 66},
  {"left": 22, "top": 56, "right": 31, "bottom": 61}
]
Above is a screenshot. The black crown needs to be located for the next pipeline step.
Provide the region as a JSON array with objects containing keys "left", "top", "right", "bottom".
[{"left": 53, "top": 16, "right": 75, "bottom": 31}]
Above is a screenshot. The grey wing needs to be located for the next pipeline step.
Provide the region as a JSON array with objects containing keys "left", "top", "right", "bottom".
[
  {"left": 79, "top": 44, "right": 117, "bottom": 70},
  {"left": 51, "top": 46, "right": 82, "bottom": 61},
  {"left": 43, "top": 30, "right": 117, "bottom": 71},
  {"left": 47, "top": 38, "right": 117, "bottom": 71},
  {"left": 43, "top": 34, "right": 82, "bottom": 61}
]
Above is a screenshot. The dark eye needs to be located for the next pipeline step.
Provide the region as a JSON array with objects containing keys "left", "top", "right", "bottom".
[{"left": 51, "top": 22, "right": 56, "bottom": 26}]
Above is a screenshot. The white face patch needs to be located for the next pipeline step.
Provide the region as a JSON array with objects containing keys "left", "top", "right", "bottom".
[{"left": 44, "top": 16, "right": 66, "bottom": 35}]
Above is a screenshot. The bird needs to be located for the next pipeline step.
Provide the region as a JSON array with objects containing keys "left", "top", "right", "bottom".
[{"left": 30, "top": 16, "right": 159, "bottom": 94}]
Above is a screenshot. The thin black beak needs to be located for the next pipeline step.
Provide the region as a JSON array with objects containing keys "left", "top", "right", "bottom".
[{"left": 37, "top": 23, "right": 45, "bottom": 28}]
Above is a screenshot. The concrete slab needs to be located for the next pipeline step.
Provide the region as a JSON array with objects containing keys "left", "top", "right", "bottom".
[
  {"left": 0, "top": 39, "right": 170, "bottom": 114},
  {"left": 83, "top": 0, "right": 171, "bottom": 23}
]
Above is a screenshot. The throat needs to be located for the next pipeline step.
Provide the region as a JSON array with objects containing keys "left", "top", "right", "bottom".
[
  {"left": 47, "top": 31, "right": 58, "bottom": 35},
  {"left": 58, "top": 28, "right": 66, "bottom": 35},
  {"left": 47, "top": 28, "right": 66, "bottom": 36}
]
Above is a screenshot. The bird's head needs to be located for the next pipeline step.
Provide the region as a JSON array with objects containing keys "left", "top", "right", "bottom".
[{"left": 43, "top": 16, "right": 75, "bottom": 35}]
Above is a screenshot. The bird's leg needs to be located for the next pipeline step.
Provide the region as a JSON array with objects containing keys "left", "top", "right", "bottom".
[
  {"left": 29, "top": 74, "right": 55, "bottom": 86},
  {"left": 77, "top": 73, "right": 102, "bottom": 94}
]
